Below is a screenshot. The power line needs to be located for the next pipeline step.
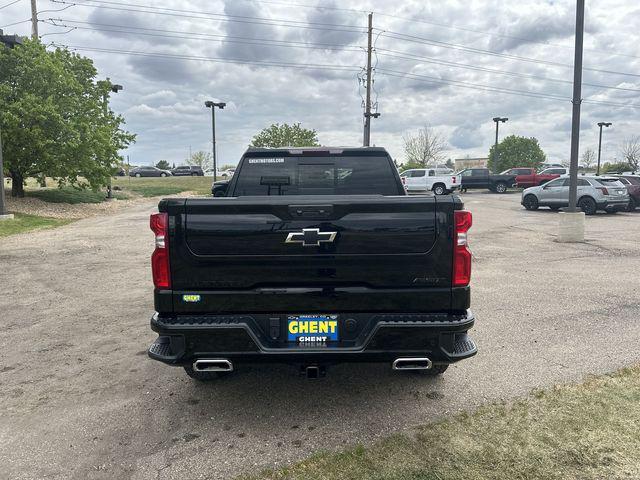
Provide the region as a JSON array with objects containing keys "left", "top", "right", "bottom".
[
  {"left": 0, "top": 0, "right": 21, "bottom": 10},
  {"left": 374, "top": 11, "right": 640, "bottom": 61},
  {"left": 379, "top": 30, "right": 640, "bottom": 79},
  {"left": 50, "top": 0, "right": 367, "bottom": 33},
  {"left": 43, "top": 18, "right": 363, "bottom": 52},
  {"left": 377, "top": 49, "right": 640, "bottom": 94},
  {"left": 222, "top": 0, "right": 640, "bottom": 61},
  {"left": 0, "top": 18, "right": 30, "bottom": 28},
  {"left": 376, "top": 68, "right": 640, "bottom": 109},
  {"left": 49, "top": 42, "right": 362, "bottom": 71}
]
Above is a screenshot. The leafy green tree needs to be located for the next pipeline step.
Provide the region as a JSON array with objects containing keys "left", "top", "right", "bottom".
[
  {"left": 155, "top": 160, "right": 171, "bottom": 170},
  {"left": 250, "top": 123, "right": 319, "bottom": 148},
  {"left": 0, "top": 40, "right": 135, "bottom": 197},
  {"left": 602, "top": 162, "right": 633, "bottom": 174},
  {"left": 487, "top": 135, "right": 546, "bottom": 173},
  {"left": 187, "top": 151, "right": 212, "bottom": 169}
]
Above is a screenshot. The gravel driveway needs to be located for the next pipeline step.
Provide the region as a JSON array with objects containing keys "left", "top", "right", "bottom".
[{"left": 1, "top": 193, "right": 639, "bottom": 479}]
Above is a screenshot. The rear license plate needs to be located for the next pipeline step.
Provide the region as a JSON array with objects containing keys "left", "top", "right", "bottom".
[{"left": 287, "top": 315, "right": 338, "bottom": 344}]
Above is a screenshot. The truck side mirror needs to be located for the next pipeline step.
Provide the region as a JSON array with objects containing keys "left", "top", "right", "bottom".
[{"left": 212, "top": 182, "right": 229, "bottom": 197}]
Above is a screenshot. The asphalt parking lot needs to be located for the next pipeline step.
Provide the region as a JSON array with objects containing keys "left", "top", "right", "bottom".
[{"left": 1, "top": 191, "right": 639, "bottom": 480}]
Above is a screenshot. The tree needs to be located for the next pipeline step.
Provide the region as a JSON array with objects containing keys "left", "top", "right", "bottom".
[
  {"left": 402, "top": 125, "right": 447, "bottom": 167},
  {"left": 487, "top": 135, "right": 546, "bottom": 173},
  {"left": 155, "top": 160, "right": 170, "bottom": 170},
  {"left": 621, "top": 135, "right": 640, "bottom": 172},
  {"left": 602, "top": 161, "right": 633, "bottom": 174},
  {"left": 0, "top": 40, "right": 135, "bottom": 197},
  {"left": 188, "top": 151, "right": 212, "bottom": 169},
  {"left": 250, "top": 123, "right": 319, "bottom": 148},
  {"left": 581, "top": 148, "right": 596, "bottom": 170},
  {"left": 445, "top": 158, "right": 455, "bottom": 170}
]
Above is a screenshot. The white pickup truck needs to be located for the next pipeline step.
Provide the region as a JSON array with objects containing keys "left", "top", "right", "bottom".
[{"left": 400, "top": 168, "right": 461, "bottom": 195}]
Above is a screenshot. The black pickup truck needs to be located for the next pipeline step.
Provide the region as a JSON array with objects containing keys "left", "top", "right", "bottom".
[
  {"left": 459, "top": 167, "right": 516, "bottom": 193},
  {"left": 148, "top": 147, "right": 476, "bottom": 379}
]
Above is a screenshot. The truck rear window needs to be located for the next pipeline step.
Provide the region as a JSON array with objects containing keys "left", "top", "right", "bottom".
[{"left": 232, "top": 156, "right": 401, "bottom": 196}]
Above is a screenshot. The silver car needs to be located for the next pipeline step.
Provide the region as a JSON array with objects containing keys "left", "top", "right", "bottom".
[{"left": 521, "top": 176, "right": 629, "bottom": 215}]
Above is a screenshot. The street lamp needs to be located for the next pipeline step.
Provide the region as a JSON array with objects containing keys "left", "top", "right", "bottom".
[
  {"left": 492, "top": 117, "right": 508, "bottom": 167},
  {"left": 205, "top": 101, "right": 226, "bottom": 182},
  {"left": 0, "top": 30, "right": 24, "bottom": 220},
  {"left": 102, "top": 79, "right": 123, "bottom": 199},
  {"left": 596, "top": 122, "right": 612, "bottom": 176}
]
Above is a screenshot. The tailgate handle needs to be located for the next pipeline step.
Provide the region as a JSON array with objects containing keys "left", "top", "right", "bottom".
[{"left": 288, "top": 205, "right": 333, "bottom": 218}]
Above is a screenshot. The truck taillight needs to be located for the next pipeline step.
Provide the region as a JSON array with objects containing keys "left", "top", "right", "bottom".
[
  {"left": 452, "top": 176, "right": 457, "bottom": 184},
  {"left": 150, "top": 212, "right": 171, "bottom": 289},
  {"left": 453, "top": 210, "right": 472, "bottom": 287}
]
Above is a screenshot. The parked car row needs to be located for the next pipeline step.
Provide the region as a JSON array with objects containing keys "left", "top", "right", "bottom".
[{"left": 521, "top": 175, "right": 637, "bottom": 214}]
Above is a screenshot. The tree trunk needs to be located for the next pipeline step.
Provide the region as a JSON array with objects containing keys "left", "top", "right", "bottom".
[{"left": 10, "top": 170, "right": 25, "bottom": 197}]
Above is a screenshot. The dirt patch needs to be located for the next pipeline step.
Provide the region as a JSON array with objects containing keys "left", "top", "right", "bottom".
[{"left": 5, "top": 195, "right": 142, "bottom": 219}]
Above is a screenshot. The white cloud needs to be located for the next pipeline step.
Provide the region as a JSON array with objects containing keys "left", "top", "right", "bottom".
[{"left": 2, "top": 0, "right": 639, "bottom": 166}]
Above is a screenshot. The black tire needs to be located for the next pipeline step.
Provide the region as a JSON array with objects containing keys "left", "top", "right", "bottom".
[
  {"left": 183, "top": 365, "right": 229, "bottom": 381},
  {"left": 160, "top": 172, "right": 167, "bottom": 177},
  {"left": 135, "top": 173, "right": 141, "bottom": 178},
  {"left": 627, "top": 197, "right": 636, "bottom": 212},
  {"left": 191, "top": 172, "right": 198, "bottom": 176},
  {"left": 494, "top": 182, "right": 508, "bottom": 194},
  {"left": 523, "top": 194, "right": 539, "bottom": 210},
  {"left": 578, "top": 197, "right": 597, "bottom": 215},
  {"left": 432, "top": 183, "right": 446, "bottom": 195},
  {"left": 549, "top": 206, "right": 560, "bottom": 211}
]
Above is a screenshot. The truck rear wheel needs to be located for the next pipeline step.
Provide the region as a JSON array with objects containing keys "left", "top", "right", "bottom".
[
  {"left": 183, "top": 365, "right": 230, "bottom": 381},
  {"left": 432, "top": 184, "right": 446, "bottom": 195}
]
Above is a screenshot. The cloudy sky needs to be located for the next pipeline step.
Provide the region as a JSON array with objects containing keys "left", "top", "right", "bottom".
[{"left": 2, "top": 0, "right": 639, "bottom": 167}]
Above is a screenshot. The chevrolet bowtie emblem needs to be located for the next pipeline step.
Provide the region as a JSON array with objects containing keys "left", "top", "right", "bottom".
[{"left": 285, "top": 228, "right": 337, "bottom": 247}]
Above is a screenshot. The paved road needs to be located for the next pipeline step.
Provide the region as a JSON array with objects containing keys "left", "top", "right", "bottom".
[{"left": 1, "top": 193, "right": 639, "bottom": 479}]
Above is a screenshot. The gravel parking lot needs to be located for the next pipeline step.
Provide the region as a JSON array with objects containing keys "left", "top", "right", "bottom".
[{"left": 1, "top": 192, "right": 639, "bottom": 480}]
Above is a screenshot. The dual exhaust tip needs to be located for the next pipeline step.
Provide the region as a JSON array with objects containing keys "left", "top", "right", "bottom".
[
  {"left": 392, "top": 357, "right": 432, "bottom": 371},
  {"left": 193, "top": 359, "right": 233, "bottom": 372}
]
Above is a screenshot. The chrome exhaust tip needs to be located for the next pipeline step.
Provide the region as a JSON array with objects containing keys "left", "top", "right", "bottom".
[
  {"left": 392, "top": 357, "right": 432, "bottom": 371},
  {"left": 193, "top": 359, "right": 233, "bottom": 372}
]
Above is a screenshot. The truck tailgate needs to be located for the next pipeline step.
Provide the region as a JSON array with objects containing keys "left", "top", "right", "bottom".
[{"left": 159, "top": 195, "right": 457, "bottom": 313}]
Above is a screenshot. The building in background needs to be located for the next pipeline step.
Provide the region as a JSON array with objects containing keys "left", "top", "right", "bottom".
[{"left": 454, "top": 157, "right": 488, "bottom": 171}]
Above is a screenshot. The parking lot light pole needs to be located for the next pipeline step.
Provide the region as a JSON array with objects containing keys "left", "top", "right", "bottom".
[
  {"left": 492, "top": 117, "right": 508, "bottom": 167},
  {"left": 102, "top": 80, "right": 123, "bottom": 200},
  {"left": 205, "top": 101, "right": 226, "bottom": 182},
  {"left": 596, "top": 122, "right": 612, "bottom": 176}
]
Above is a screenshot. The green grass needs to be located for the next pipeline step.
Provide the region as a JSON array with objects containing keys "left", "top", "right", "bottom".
[
  {"left": 26, "top": 186, "right": 128, "bottom": 204},
  {"left": 244, "top": 365, "right": 640, "bottom": 480},
  {"left": 0, "top": 213, "right": 73, "bottom": 237},
  {"left": 111, "top": 176, "right": 213, "bottom": 197}
]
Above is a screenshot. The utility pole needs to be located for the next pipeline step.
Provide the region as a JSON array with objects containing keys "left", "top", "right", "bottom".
[
  {"left": 567, "top": 0, "right": 585, "bottom": 213},
  {"left": 30, "top": 0, "right": 38, "bottom": 39},
  {"left": 596, "top": 122, "right": 612, "bottom": 175},
  {"left": 362, "top": 12, "right": 379, "bottom": 146}
]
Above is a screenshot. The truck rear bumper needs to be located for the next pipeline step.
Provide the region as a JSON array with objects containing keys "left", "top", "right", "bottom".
[{"left": 147, "top": 310, "right": 477, "bottom": 366}]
